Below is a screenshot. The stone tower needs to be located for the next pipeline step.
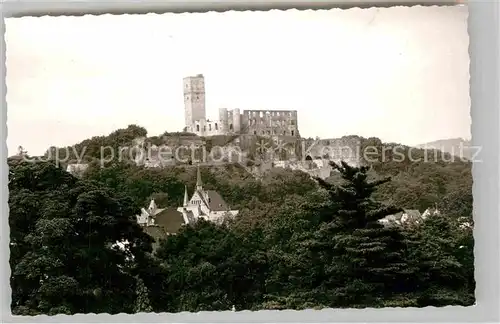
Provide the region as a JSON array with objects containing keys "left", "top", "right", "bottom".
[{"left": 183, "top": 74, "right": 206, "bottom": 130}]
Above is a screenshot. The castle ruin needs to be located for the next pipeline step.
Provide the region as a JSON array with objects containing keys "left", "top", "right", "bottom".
[
  {"left": 183, "top": 74, "right": 300, "bottom": 138},
  {"left": 130, "top": 74, "right": 361, "bottom": 178}
]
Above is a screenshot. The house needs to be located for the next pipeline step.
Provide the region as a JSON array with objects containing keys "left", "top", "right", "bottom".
[
  {"left": 136, "top": 199, "right": 185, "bottom": 249},
  {"left": 457, "top": 216, "right": 473, "bottom": 229},
  {"left": 66, "top": 163, "right": 89, "bottom": 178},
  {"left": 379, "top": 209, "right": 423, "bottom": 226},
  {"left": 137, "top": 199, "right": 164, "bottom": 226},
  {"left": 177, "top": 165, "right": 239, "bottom": 224},
  {"left": 422, "top": 206, "right": 440, "bottom": 219}
]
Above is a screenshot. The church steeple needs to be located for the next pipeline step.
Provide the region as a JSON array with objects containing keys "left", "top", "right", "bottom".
[
  {"left": 148, "top": 199, "right": 157, "bottom": 215},
  {"left": 196, "top": 164, "right": 203, "bottom": 191},
  {"left": 183, "top": 185, "right": 189, "bottom": 207}
]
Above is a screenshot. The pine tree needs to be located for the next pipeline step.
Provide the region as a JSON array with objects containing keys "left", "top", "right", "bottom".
[
  {"left": 311, "top": 161, "right": 412, "bottom": 308},
  {"left": 134, "top": 277, "right": 153, "bottom": 313},
  {"left": 404, "top": 214, "right": 475, "bottom": 306}
]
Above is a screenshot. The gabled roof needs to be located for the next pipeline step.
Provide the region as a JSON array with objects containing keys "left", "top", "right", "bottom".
[
  {"left": 192, "top": 189, "right": 230, "bottom": 212},
  {"left": 205, "top": 190, "right": 230, "bottom": 211}
]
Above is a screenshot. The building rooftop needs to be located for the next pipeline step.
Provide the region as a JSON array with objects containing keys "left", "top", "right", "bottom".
[{"left": 204, "top": 190, "right": 230, "bottom": 211}]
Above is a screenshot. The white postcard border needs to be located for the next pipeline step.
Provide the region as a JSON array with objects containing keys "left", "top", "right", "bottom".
[{"left": 1, "top": 1, "right": 498, "bottom": 323}]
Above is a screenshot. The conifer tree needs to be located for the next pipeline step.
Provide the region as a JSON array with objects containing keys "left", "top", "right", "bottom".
[
  {"left": 134, "top": 277, "right": 153, "bottom": 313},
  {"left": 404, "top": 214, "right": 475, "bottom": 306},
  {"left": 312, "top": 161, "right": 412, "bottom": 307}
]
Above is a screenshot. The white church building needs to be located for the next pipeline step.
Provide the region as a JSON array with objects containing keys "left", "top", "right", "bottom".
[
  {"left": 177, "top": 165, "right": 239, "bottom": 224},
  {"left": 136, "top": 165, "right": 239, "bottom": 235}
]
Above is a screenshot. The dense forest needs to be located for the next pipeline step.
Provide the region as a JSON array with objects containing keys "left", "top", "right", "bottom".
[{"left": 8, "top": 125, "right": 474, "bottom": 315}]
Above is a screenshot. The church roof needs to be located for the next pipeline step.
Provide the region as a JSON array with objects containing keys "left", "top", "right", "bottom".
[
  {"left": 204, "top": 190, "right": 230, "bottom": 211},
  {"left": 193, "top": 189, "right": 230, "bottom": 212}
]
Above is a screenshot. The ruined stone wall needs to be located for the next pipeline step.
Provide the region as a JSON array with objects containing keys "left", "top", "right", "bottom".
[
  {"left": 300, "top": 136, "right": 362, "bottom": 167},
  {"left": 241, "top": 110, "right": 299, "bottom": 137},
  {"left": 271, "top": 158, "right": 332, "bottom": 179},
  {"left": 134, "top": 135, "right": 205, "bottom": 167},
  {"left": 181, "top": 74, "right": 301, "bottom": 139},
  {"left": 191, "top": 119, "right": 226, "bottom": 136},
  {"left": 135, "top": 132, "right": 361, "bottom": 170}
]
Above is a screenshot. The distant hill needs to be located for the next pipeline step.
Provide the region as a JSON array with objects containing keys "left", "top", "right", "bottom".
[{"left": 415, "top": 138, "right": 472, "bottom": 160}]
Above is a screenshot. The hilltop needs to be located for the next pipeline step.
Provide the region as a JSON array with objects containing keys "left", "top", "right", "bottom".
[
  {"left": 415, "top": 138, "right": 472, "bottom": 160},
  {"left": 17, "top": 124, "right": 471, "bottom": 219},
  {"left": 39, "top": 124, "right": 463, "bottom": 168}
]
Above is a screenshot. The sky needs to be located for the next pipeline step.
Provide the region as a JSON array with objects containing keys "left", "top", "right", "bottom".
[{"left": 6, "top": 5, "right": 470, "bottom": 156}]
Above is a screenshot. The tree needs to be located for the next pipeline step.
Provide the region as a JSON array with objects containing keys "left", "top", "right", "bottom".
[
  {"left": 8, "top": 124, "right": 477, "bottom": 313},
  {"left": 9, "top": 160, "right": 154, "bottom": 315},
  {"left": 403, "top": 213, "right": 475, "bottom": 306},
  {"left": 154, "top": 219, "right": 269, "bottom": 312},
  {"left": 258, "top": 191, "right": 330, "bottom": 310},
  {"left": 437, "top": 185, "right": 473, "bottom": 218},
  {"left": 310, "top": 161, "right": 412, "bottom": 308},
  {"left": 134, "top": 277, "right": 153, "bottom": 313},
  {"left": 148, "top": 192, "right": 169, "bottom": 207},
  {"left": 47, "top": 124, "right": 148, "bottom": 162}
]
